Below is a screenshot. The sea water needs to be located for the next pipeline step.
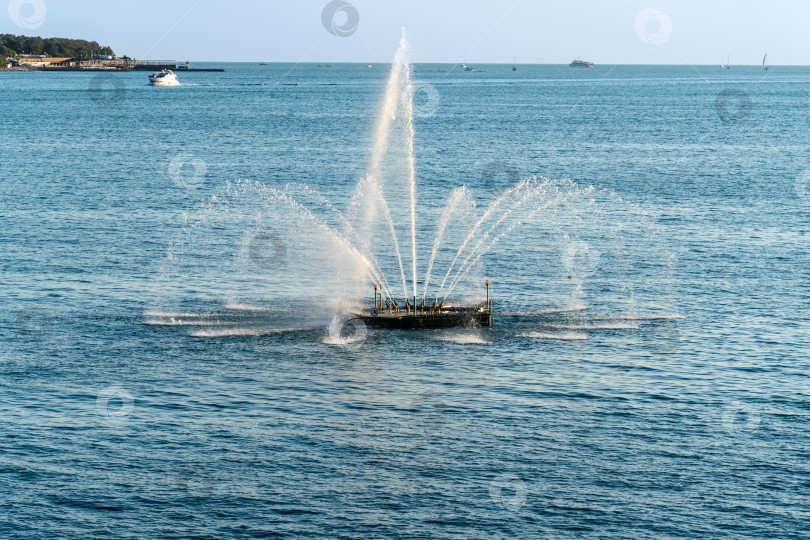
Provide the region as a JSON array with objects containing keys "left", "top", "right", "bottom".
[{"left": 1, "top": 63, "right": 808, "bottom": 538}]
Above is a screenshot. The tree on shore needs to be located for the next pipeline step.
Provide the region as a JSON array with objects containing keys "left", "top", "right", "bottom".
[{"left": 0, "top": 34, "right": 115, "bottom": 58}]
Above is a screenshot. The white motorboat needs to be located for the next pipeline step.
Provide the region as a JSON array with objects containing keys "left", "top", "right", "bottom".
[{"left": 148, "top": 70, "right": 180, "bottom": 86}]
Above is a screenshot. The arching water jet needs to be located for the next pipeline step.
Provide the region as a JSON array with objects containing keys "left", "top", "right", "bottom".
[{"left": 148, "top": 30, "right": 677, "bottom": 337}]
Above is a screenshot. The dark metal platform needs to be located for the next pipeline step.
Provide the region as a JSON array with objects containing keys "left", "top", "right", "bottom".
[
  {"left": 358, "top": 280, "right": 493, "bottom": 329},
  {"left": 357, "top": 306, "right": 491, "bottom": 330}
]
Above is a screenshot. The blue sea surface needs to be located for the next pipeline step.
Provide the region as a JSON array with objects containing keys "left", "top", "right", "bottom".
[{"left": 1, "top": 63, "right": 809, "bottom": 538}]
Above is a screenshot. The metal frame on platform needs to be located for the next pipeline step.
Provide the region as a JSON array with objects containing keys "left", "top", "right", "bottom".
[{"left": 358, "top": 280, "right": 492, "bottom": 329}]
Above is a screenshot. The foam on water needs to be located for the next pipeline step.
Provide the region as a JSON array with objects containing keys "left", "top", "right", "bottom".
[
  {"left": 189, "top": 326, "right": 309, "bottom": 338},
  {"left": 432, "top": 332, "right": 491, "bottom": 345},
  {"left": 499, "top": 304, "right": 590, "bottom": 316},
  {"left": 142, "top": 310, "right": 215, "bottom": 318},
  {"left": 566, "top": 313, "right": 685, "bottom": 322},
  {"left": 222, "top": 302, "right": 284, "bottom": 312},
  {"left": 517, "top": 331, "right": 589, "bottom": 340},
  {"left": 322, "top": 331, "right": 368, "bottom": 346},
  {"left": 144, "top": 317, "right": 230, "bottom": 326},
  {"left": 541, "top": 322, "right": 640, "bottom": 330}
]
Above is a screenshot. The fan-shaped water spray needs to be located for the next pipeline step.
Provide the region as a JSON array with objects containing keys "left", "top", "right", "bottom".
[{"left": 148, "top": 29, "right": 677, "bottom": 336}]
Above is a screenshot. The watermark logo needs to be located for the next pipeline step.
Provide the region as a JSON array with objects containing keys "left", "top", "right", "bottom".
[
  {"left": 722, "top": 401, "right": 761, "bottom": 437},
  {"left": 562, "top": 240, "right": 600, "bottom": 278},
  {"left": 88, "top": 73, "right": 127, "bottom": 110},
  {"left": 412, "top": 81, "right": 440, "bottom": 118},
  {"left": 481, "top": 160, "right": 520, "bottom": 195},
  {"left": 641, "top": 322, "right": 680, "bottom": 356},
  {"left": 634, "top": 8, "right": 673, "bottom": 46},
  {"left": 489, "top": 473, "right": 528, "bottom": 512},
  {"left": 168, "top": 153, "right": 207, "bottom": 189},
  {"left": 408, "top": 391, "right": 448, "bottom": 433},
  {"left": 0, "top": 349, "right": 14, "bottom": 371},
  {"left": 8, "top": 0, "right": 46, "bottom": 30},
  {"left": 321, "top": 0, "right": 359, "bottom": 37},
  {"left": 16, "top": 306, "right": 53, "bottom": 341},
  {"left": 96, "top": 386, "right": 135, "bottom": 422},
  {"left": 248, "top": 230, "right": 287, "bottom": 270},
  {"left": 794, "top": 169, "right": 810, "bottom": 204},
  {"left": 175, "top": 466, "right": 215, "bottom": 499},
  {"left": 714, "top": 89, "right": 752, "bottom": 125},
  {"left": 327, "top": 314, "right": 368, "bottom": 345}
]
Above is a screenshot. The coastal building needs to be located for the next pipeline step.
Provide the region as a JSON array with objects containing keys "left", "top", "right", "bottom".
[{"left": 17, "top": 55, "right": 74, "bottom": 68}]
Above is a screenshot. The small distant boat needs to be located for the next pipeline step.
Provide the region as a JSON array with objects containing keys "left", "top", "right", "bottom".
[
  {"left": 461, "top": 63, "right": 474, "bottom": 71},
  {"left": 512, "top": 66, "right": 517, "bottom": 71},
  {"left": 569, "top": 59, "right": 593, "bottom": 68},
  {"left": 721, "top": 54, "right": 730, "bottom": 69},
  {"left": 259, "top": 62, "right": 269, "bottom": 65},
  {"left": 318, "top": 64, "right": 334, "bottom": 68},
  {"left": 762, "top": 53, "right": 769, "bottom": 71},
  {"left": 148, "top": 70, "right": 179, "bottom": 86},
  {"left": 512, "top": 57, "right": 517, "bottom": 71},
  {"left": 366, "top": 64, "right": 372, "bottom": 68}
]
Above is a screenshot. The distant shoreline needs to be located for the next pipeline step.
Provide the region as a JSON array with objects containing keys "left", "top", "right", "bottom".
[
  {"left": 1, "top": 65, "right": 224, "bottom": 72},
  {"left": 2, "top": 62, "right": 805, "bottom": 70}
]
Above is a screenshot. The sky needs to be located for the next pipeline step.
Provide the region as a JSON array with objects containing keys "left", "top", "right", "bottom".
[{"left": 4, "top": 0, "right": 810, "bottom": 65}]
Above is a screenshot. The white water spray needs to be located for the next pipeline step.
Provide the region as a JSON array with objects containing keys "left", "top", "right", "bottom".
[
  {"left": 150, "top": 30, "right": 677, "bottom": 327},
  {"left": 362, "top": 28, "right": 419, "bottom": 303}
]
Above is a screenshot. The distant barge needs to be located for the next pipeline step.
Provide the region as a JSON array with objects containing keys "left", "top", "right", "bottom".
[
  {"left": 356, "top": 281, "right": 493, "bottom": 329},
  {"left": 132, "top": 64, "right": 225, "bottom": 72}
]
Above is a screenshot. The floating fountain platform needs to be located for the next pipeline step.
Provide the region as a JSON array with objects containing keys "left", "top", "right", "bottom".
[
  {"left": 358, "top": 305, "right": 492, "bottom": 330},
  {"left": 355, "top": 281, "right": 493, "bottom": 329}
]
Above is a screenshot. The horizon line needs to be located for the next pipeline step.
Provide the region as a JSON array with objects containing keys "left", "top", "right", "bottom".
[{"left": 171, "top": 61, "right": 803, "bottom": 67}]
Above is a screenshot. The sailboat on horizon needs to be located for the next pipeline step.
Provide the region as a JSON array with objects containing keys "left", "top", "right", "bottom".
[
  {"left": 721, "top": 54, "right": 731, "bottom": 69},
  {"left": 762, "top": 53, "right": 769, "bottom": 71}
]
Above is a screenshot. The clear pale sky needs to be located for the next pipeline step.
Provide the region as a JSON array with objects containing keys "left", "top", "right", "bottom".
[{"left": 5, "top": 0, "right": 810, "bottom": 65}]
